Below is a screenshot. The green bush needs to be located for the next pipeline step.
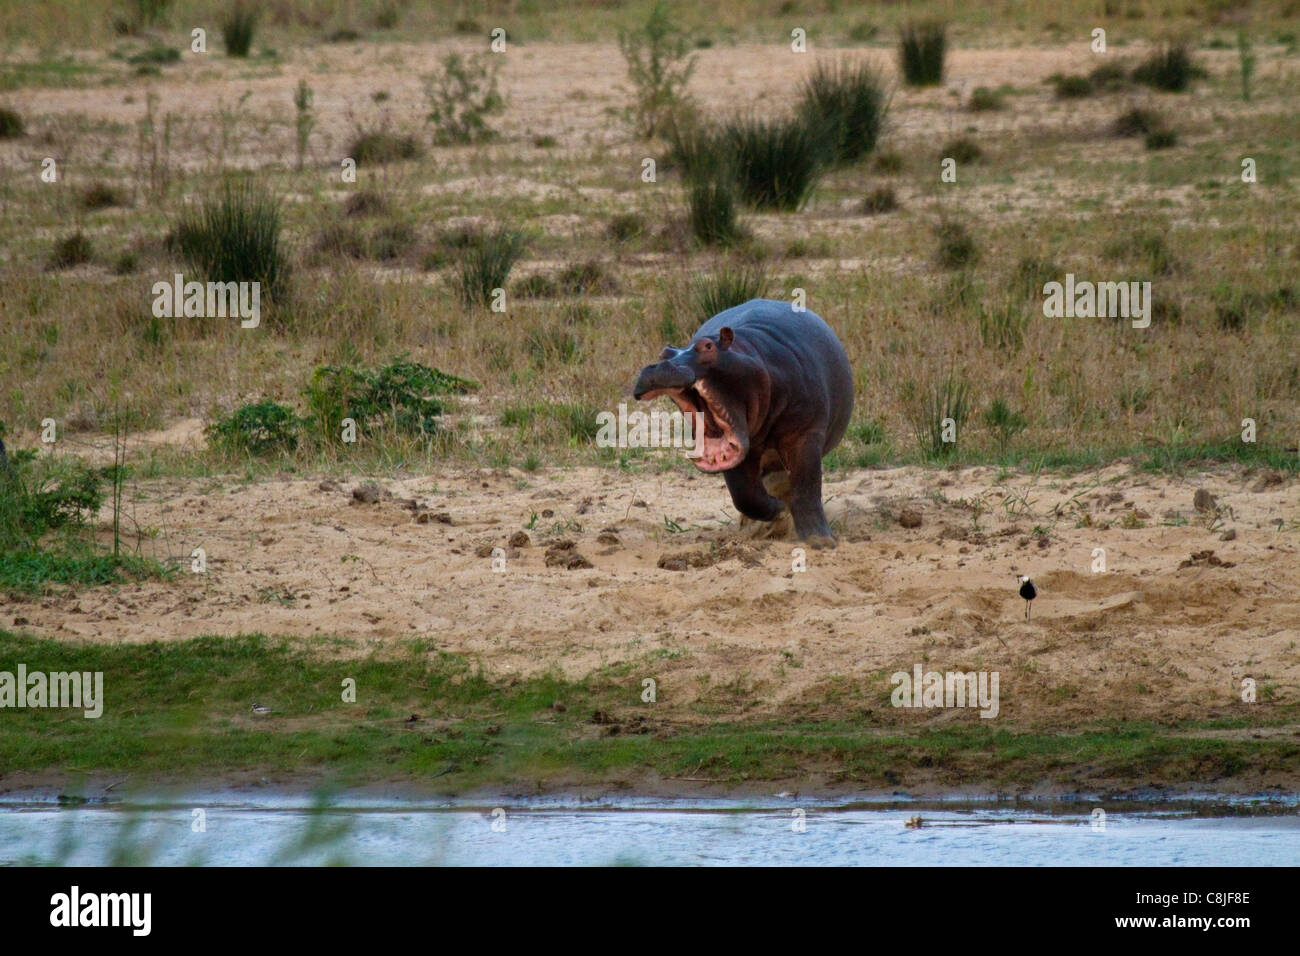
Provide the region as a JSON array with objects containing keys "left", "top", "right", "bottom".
[
  {"left": 935, "top": 220, "right": 978, "bottom": 269},
  {"left": 306, "top": 356, "right": 476, "bottom": 443},
  {"left": 1113, "top": 107, "right": 1163, "bottom": 137},
  {"left": 968, "top": 86, "right": 1005, "bottom": 111},
  {"left": 899, "top": 21, "right": 946, "bottom": 86},
  {"left": 983, "top": 398, "right": 1028, "bottom": 452},
  {"left": 1049, "top": 73, "right": 1093, "bottom": 98},
  {"left": 347, "top": 128, "right": 423, "bottom": 164},
  {"left": 861, "top": 186, "right": 898, "bottom": 214},
  {"left": 799, "top": 59, "right": 889, "bottom": 166},
  {"left": 725, "top": 115, "right": 822, "bottom": 210},
  {"left": 457, "top": 228, "right": 527, "bottom": 307},
  {"left": 206, "top": 401, "right": 302, "bottom": 456},
  {"left": 425, "top": 53, "right": 505, "bottom": 145},
  {"left": 904, "top": 372, "right": 970, "bottom": 459},
  {"left": 174, "top": 178, "right": 288, "bottom": 301},
  {"left": 222, "top": 1, "right": 259, "bottom": 57},
  {"left": 941, "top": 136, "right": 982, "bottom": 164},
  {"left": 48, "top": 232, "right": 94, "bottom": 270},
  {"left": 688, "top": 176, "right": 739, "bottom": 245},
  {"left": 618, "top": 0, "right": 697, "bottom": 137},
  {"left": 1131, "top": 42, "right": 1199, "bottom": 92},
  {"left": 0, "top": 107, "right": 23, "bottom": 138}
]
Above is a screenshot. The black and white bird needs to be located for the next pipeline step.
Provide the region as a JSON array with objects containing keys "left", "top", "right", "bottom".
[
  {"left": 251, "top": 702, "right": 272, "bottom": 715},
  {"left": 1017, "top": 576, "right": 1037, "bottom": 620}
]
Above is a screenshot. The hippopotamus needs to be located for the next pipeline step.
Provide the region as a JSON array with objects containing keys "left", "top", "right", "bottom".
[{"left": 632, "top": 298, "right": 854, "bottom": 547}]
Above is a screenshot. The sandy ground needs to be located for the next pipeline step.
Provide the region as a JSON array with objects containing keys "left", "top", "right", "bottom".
[{"left": 7, "top": 430, "right": 1298, "bottom": 730}]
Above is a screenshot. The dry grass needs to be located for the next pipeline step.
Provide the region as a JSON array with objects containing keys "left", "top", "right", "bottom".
[{"left": 0, "top": 16, "right": 1298, "bottom": 471}]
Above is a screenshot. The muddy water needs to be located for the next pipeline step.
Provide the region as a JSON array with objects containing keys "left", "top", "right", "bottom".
[{"left": 3, "top": 793, "right": 1298, "bottom": 866}]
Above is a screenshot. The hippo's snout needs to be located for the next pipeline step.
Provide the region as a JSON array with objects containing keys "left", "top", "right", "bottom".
[{"left": 633, "top": 361, "right": 697, "bottom": 399}]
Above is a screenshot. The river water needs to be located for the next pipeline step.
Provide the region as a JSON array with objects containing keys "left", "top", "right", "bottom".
[{"left": 2, "top": 793, "right": 1297, "bottom": 866}]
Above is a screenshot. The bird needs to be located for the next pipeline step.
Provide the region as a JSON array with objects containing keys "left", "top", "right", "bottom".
[
  {"left": 1018, "top": 575, "right": 1037, "bottom": 620},
  {"left": 250, "top": 702, "right": 272, "bottom": 715}
]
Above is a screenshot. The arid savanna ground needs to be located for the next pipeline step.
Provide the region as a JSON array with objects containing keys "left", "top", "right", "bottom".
[{"left": 1, "top": 0, "right": 1298, "bottom": 795}]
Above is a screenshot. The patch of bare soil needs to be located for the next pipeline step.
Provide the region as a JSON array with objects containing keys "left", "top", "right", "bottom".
[{"left": 8, "top": 447, "right": 1299, "bottom": 731}]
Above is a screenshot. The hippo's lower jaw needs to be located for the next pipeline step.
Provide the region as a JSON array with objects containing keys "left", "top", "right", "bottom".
[{"left": 689, "top": 435, "right": 746, "bottom": 472}]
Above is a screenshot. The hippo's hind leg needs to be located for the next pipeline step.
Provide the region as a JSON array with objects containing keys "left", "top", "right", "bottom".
[
  {"left": 724, "top": 449, "right": 786, "bottom": 524},
  {"left": 781, "top": 433, "right": 836, "bottom": 548}
]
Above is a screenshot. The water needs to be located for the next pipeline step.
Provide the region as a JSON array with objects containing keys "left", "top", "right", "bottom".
[{"left": 3, "top": 792, "right": 1298, "bottom": 866}]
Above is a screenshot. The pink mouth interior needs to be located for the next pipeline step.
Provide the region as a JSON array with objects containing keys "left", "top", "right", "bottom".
[{"left": 646, "top": 382, "right": 744, "bottom": 472}]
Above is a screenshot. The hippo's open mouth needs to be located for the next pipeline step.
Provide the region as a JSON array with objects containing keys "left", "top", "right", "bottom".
[{"left": 682, "top": 381, "right": 744, "bottom": 472}]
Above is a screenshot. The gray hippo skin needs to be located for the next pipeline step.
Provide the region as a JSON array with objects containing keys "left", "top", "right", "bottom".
[{"left": 632, "top": 298, "right": 854, "bottom": 547}]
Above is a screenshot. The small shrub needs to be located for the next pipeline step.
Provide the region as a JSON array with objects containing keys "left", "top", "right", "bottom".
[
  {"left": 607, "top": 212, "right": 646, "bottom": 242},
  {"left": 1113, "top": 107, "right": 1162, "bottom": 137},
  {"left": 127, "top": 44, "right": 179, "bottom": 65},
  {"left": 983, "top": 398, "right": 1027, "bottom": 452},
  {"left": 1088, "top": 62, "right": 1129, "bottom": 90},
  {"left": 515, "top": 274, "right": 559, "bottom": 299},
  {"left": 82, "top": 182, "right": 126, "bottom": 210},
  {"left": 207, "top": 400, "right": 301, "bottom": 456},
  {"left": 48, "top": 232, "right": 94, "bottom": 270},
  {"left": 222, "top": 1, "right": 259, "bottom": 57},
  {"left": 618, "top": 0, "right": 697, "bottom": 138},
  {"left": 691, "top": 264, "right": 766, "bottom": 321},
  {"left": 325, "top": 28, "right": 362, "bottom": 43},
  {"left": 1145, "top": 128, "right": 1177, "bottom": 149},
  {"left": 174, "top": 178, "right": 288, "bottom": 300},
  {"left": 532, "top": 134, "right": 557, "bottom": 148},
  {"left": 935, "top": 220, "right": 977, "bottom": 269},
  {"left": 0, "top": 107, "right": 23, "bottom": 138},
  {"left": 347, "top": 128, "right": 422, "bottom": 164},
  {"left": 725, "top": 115, "right": 822, "bottom": 210},
  {"left": 799, "top": 58, "right": 889, "bottom": 166},
  {"left": 941, "top": 136, "right": 982, "bottom": 165},
  {"left": 558, "top": 260, "right": 617, "bottom": 296},
  {"left": 968, "top": 86, "right": 1005, "bottom": 111},
  {"left": 343, "top": 189, "right": 390, "bottom": 218},
  {"left": 113, "top": 251, "right": 139, "bottom": 275},
  {"left": 425, "top": 53, "right": 504, "bottom": 145},
  {"left": 665, "top": 117, "right": 731, "bottom": 181},
  {"left": 458, "top": 229, "right": 526, "bottom": 307},
  {"left": 1049, "top": 73, "right": 1093, "bottom": 98},
  {"left": 873, "top": 151, "right": 903, "bottom": 175},
  {"left": 861, "top": 186, "right": 897, "bottom": 214},
  {"left": 688, "top": 177, "right": 739, "bottom": 246},
  {"left": 903, "top": 371, "right": 970, "bottom": 459},
  {"left": 1131, "top": 42, "right": 1199, "bottom": 92},
  {"left": 899, "top": 21, "right": 946, "bottom": 86},
  {"left": 306, "top": 356, "right": 474, "bottom": 443}
]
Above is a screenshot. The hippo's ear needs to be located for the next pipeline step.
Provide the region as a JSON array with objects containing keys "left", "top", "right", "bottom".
[{"left": 717, "top": 327, "right": 734, "bottom": 350}]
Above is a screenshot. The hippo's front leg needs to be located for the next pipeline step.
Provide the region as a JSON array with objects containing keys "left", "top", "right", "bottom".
[
  {"left": 782, "top": 434, "right": 835, "bottom": 548},
  {"left": 723, "top": 450, "right": 786, "bottom": 523}
]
